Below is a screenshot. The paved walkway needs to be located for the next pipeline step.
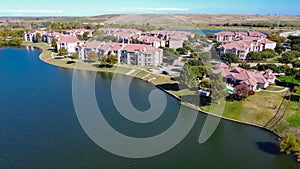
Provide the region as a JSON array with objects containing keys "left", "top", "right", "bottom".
[
  {"left": 126, "top": 69, "right": 136, "bottom": 76},
  {"left": 263, "top": 87, "right": 289, "bottom": 93}
]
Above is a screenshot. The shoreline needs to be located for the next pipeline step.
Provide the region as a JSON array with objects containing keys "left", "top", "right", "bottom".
[{"left": 24, "top": 42, "right": 282, "bottom": 138}]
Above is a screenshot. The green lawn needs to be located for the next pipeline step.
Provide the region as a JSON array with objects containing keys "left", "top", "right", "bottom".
[
  {"left": 222, "top": 100, "right": 243, "bottom": 119},
  {"left": 278, "top": 76, "right": 300, "bottom": 85},
  {"left": 200, "top": 90, "right": 287, "bottom": 126}
]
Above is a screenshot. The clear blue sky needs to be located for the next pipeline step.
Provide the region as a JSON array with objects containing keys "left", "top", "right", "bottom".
[{"left": 0, "top": 0, "right": 299, "bottom": 16}]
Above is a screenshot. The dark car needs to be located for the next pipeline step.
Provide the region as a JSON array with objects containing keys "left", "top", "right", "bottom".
[{"left": 162, "top": 71, "right": 169, "bottom": 75}]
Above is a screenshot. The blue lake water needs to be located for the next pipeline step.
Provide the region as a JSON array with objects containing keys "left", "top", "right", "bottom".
[{"left": 0, "top": 47, "right": 299, "bottom": 169}]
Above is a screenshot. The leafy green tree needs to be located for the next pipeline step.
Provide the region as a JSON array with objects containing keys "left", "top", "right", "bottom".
[
  {"left": 260, "top": 50, "right": 277, "bottom": 59},
  {"left": 279, "top": 134, "right": 300, "bottom": 155},
  {"left": 176, "top": 47, "right": 186, "bottom": 55},
  {"left": 257, "top": 64, "right": 280, "bottom": 73},
  {"left": 87, "top": 51, "right": 98, "bottom": 61},
  {"left": 247, "top": 51, "right": 262, "bottom": 60},
  {"left": 70, "top": 53, "right": 78, "bottom": 60},
  {"left": 296, "top": 70, "right": 300, "bottom": 81},
  {"left": 279, "top": 51, "right": 299, "bottom": 63},
  {"left": 51, "top": 38, "right": 57, "bottom": 51},
  {"left": 83, "top": 32, "right": 90, "bottom": 37},
  {"left": 292, "top": 44, "right": 300, "bottom": 52},
  {"left": 267, "top": 33, "right": 286, "bottom": 43},
  {"left": 35, "top": 33, "right": 42, "bottom": 42},
  {"left": 198, "top": 52, "right": 212, "bottom": 64},
  {"left": 105, "top": 54, "right": 118, "bottom": 65},
  {"left": 288, "top": 35, "right": 300, "bottom": 52},
  {"left": 293, "top": 60, "right": 300, "bottom": 68},
  {"left": 58, "top": 47, "right": 68, "bottom": 56},
  {"left": 180, "top": 64, "right": 197, "bottom": 88},
  {"left": 188, "top": 59, "right": 204, "bottom": 66},
  {"left": 275, "top": 43, "right": 286, "bottom": 54},
  {"left": 220, "top": 53, "right": 239, "bottom": 64},
  {"left": 210, "top": 74, "right": 227, "bottom": 104},
  {"left": 238, "top": 62, "right": 252, "bottom": 70},
  {"left": 163, "top": 47, "right": 178, "bottom": 61},
  {"left": 200, "top": 78, "right": 211, "bottom": 88},
  {"left": 190, "top": 66, "right": 207, "bottom": 78}
]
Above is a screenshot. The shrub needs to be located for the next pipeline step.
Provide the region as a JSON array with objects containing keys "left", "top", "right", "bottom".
[{"left": 248, "top": 90, "right": 255, "bottom": 95}]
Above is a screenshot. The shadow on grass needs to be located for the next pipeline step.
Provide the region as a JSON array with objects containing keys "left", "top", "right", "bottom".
[
  {"left": 92, "top": 64, "right": 113, "bottom": 68},
  {"left": 182, "top": 95, "right": 211, "bottom": 106},
  {"left": 66, "top": 60, "right": 76, "bottom": 64},
  {"left": 256, "top": 142, "right": 280, "bottom": 155},
  {"left": 157, "top": 83, "right": 181, "bottom": 91},
  {"left": 284, "top": 94, "right": 300, "bottom": 102}
]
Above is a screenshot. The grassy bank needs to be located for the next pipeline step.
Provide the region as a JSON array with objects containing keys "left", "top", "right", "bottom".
[{"left": 275, "top": 90, "right": 300, "bottom": 137}]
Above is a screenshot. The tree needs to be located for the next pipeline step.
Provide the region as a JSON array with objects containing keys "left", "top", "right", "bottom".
[
  {"left": 188, "top": 59, "right": 204, "bottom": 66},
  {"left": 267, "top": 33, "right": 286, "bottom": 43},
  {"left": 190, "top": 66, "right": 207, "bottom": 78},
  {"left": 279, "top": 134, "right": 300, "bottom": 156},
  {"left": 257, "top": 64, "right": 280, "bottom": 73},
  {"left": 247, "top": 51, "right": 262, "bottom": 60},
  {"left": 288, "top": 35, "right": 300, "bottom": 52},
  {"left": 105, "top": 54, "right": 118, "bottom": 65},
  {"left": 296, "top": 70, "right": 300, "bottom": 81},
  {"left": 83, "top": 32, "right": 90, "bottom": 38},
  {"left": 210, "top": 74, "right": 227, "bottom": 104},
  {"left": 35, "top": 33, "right": 42, "bottom": 42},
  {"left": 259, "top": 49, "right": 277, "bottom": 60},
  {"left": 293, "top": 60, "right": 300, "bottom": 68},
  {"left": 180, "top": 64, "right": 197, "bottom": 88},
  {"left": 275, "top": 43, "right": 286, "bottom": 54},
  {"left": 238, "top": 62, "right": 251, "bottom": 70},
  {"left": 176, "top": 47, "right": 186, "bottom": 55},
  {"left": 163, "top": 47, "right": 178, "bottom": 61},
  {"left": 70, "top": 53, "right": 78, "bottom": 60},
  {"left": 279, "top": 51, "right": 299, "bottom": 63},
  {"left": 51, "top": 38, "right": 57, "bottom": 51},
  {"left": 201, "top": 78, "right": 211, "bottom": 88},
  {"left": 220, "top": 53, "right": 239, "bottom": 64},
  {"left": 87, "top": 51, "right": 98, "bottom": 61},
  {"left": 234, "top": 85, "right": 250, "bottom": 100},
  {"left": 199, "top": 52, "right": 212, "bottom": 64},
  {"left": 58, "top": 47, "right": 68, "bottom": 56}
]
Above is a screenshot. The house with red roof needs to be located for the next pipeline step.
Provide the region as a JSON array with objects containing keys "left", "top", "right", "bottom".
[
  {"left": 215, "top": 31, "right": 276, "bottom": 60},
  {"left": 213, "top": 66, "right": 274, "bottom": 90}
]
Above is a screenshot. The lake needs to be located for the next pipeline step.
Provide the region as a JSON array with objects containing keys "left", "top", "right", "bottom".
[{"left": 0, "top": 47, "right": 299, "bottom": 169}]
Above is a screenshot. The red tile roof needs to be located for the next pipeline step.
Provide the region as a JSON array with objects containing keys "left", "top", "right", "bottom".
[{"left": 123, "top": 44, "right": 161, "bottom": 53}]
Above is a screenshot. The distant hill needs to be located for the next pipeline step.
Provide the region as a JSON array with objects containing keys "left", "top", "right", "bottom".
[
  {"left": 85, "top": 14, "right": 300, "bottom": 30},
  {"left": 1, "top": 14, "right": 300, "bottom": 30}
]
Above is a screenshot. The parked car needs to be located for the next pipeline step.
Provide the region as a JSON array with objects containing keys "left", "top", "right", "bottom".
[{"left": 162, "top": 71, "right": 169, "bottom": 75}]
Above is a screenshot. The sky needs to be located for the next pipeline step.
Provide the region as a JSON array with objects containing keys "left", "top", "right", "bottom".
[{"left": 0, "top": 0, "right": 299, "bottom": 16}]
